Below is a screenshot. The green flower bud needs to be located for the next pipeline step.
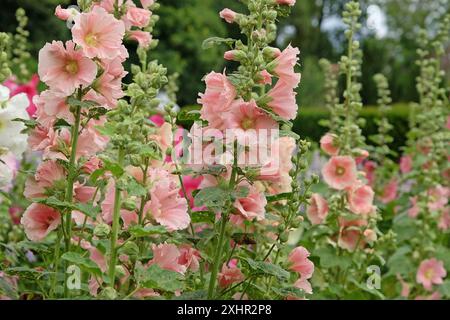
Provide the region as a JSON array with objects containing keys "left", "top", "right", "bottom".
[
  {"left": 94, "top": 223, "right": 111, "bottom": 238},
  {"left": 101, "top": 287, "right": 118, "bottom": 300}
]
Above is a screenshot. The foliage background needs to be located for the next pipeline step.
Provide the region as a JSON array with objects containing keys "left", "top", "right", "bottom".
[{"left": 1, "top": 0, "right": 449, "bottom": 125}]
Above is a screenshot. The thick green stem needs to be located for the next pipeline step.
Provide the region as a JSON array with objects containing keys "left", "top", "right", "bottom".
[
  {"left": 108, "top": 147, "right": 125, "bottom": 288},
  {"left": 63, "top": 90, "right": 82, "bottom": 298},
  {"left": 207, "top": 214, "right": 228, "bottom": 299}
]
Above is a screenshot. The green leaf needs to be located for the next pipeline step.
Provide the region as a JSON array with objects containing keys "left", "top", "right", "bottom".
[
  {"left": 386, "top": 246, "right": 413, "bottom": 277},
  {"left": 128, "top": 225, "right": 167, "bottom": 238},
  {"left": 126, "top": 178, "right": 148, "bottom": 197},
  {"left": 74, "top": 203, "right": 100, "bottom": 219},
  {"left": 242, "top": 258, "right": 290, "bottom": 280},
  {"left": 61, "top": 252, "right": 101, "bottom": 276},
  {"left": 194, "top": 186, "right": 230, "bottom": 209},
  {"left": 103, "top": 159, "right": 124, "bottom": 178},
  {"left": 231, "top": 233, "right": 256, "bottom": 245},
  {"left": 135, "top": 264, "right": 183, "bottom": 292},
  {"left": 439, "top": 280, "right": 450, "bottom": 298},
  {"left": 314, "top": 247, "right": 352, "bottom": 269},
  {"left": 266, "top": 192, "right": 293, "bottom": 202},
  {"left": 202, "top": 37, "right": 235, "bottom": 49},
  {"left": 190, "top": 211, "right": 215, "bottom": 224}
]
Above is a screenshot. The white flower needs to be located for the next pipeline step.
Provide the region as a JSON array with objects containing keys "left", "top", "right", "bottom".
[
  {"left": 0, "top": 84, "right": 30, "bottom": 160},
  {"left": 0, "top": 151, "right": 18, "bottom": 191}
]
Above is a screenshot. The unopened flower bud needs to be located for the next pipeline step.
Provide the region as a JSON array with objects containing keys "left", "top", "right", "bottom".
[{"left": 94, "top": 223, "right": 111, "bottom": 238}]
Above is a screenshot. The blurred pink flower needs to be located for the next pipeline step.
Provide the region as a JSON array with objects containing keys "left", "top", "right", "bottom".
[
  {"left": 320, "top": 133, "right": 339, "bottom": 156},
  {"left": 322, "top": 156, "right": 358, "bottom": 190},
  {"left": 21, "top": 203, "right": 61, "bottom": 242},
  {"left": 416, "top": 258, "right": 446, "bottom": 291},
  {"left": 307, "top": 193, "right": 329, "bottom": 225}
]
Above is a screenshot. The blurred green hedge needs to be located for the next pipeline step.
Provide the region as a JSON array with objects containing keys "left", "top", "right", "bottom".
[
  {"left": 178, "top": 104, "right": 411, "bottom": 154},
  {"left": 294, "top": 104, "right": 410, "bottom": 153}
]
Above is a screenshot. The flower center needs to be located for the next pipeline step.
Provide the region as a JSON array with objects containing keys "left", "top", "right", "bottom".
[
  {"left": 424, "top": 269, "right": 434, "bottom": 280},
  {"left": 335, "top": 166, "right": 345, "bottom": 176},
  {"left": 241, "top": 117, "right": 254, "bottom": 130},
  {"left": 85, "top": 33, "right": 99, "bottom": 47},
  {"left": 65, "top": 60, "right": 79, "bottom": 75}
]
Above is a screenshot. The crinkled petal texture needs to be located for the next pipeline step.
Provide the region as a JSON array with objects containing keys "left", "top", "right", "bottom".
[
  {"left": 144, "top": 168, "right": 190, "bottom": 231},
  {"left": 233, "top": 184, "right": 267, "bottom": 221},
  {"left": 38, "top": 40, "right": 97, "bottom": 95},
  {"left": 198, "top": 71, "right": 236, "bottom": 129},
  {"left": 267, "top": 80, "right": 298, "bottom": 120},
  {"left": 21, "top": 203, "right": 61, "bottom": 242},
  {"left": 307, "top": 193, "right": 329, "bottom": 225},
  {"left": 273, "top": 44, "right": 301, "bottom": 88},
  {"left": 288, "top": 246, "right": 314, "bottom": 280},
  {"left": 322, "top": 156, "right": 358, "bottom": 190},
  {"left": 347, "top": 184, "right": 374, "bottom": 215},
  {"left": 149, "top": 243, "right": 187, "bottom": 274},
  {"left": 72, "top": 7, "right": 126, "bottom": 60}
]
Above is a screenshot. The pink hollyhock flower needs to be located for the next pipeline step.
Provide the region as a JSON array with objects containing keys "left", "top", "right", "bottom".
[
  {"left": 400, "top": 155, "right": 413, "bottom": 174},
  {"left": 271, "top": 44, "right": 301, "bottom": 88},
  {"left": 150, "top": 114, "right": 165, "bottom": 127},
  {"left": 145, "top": 168, "right": 190, "bottom": 231},
  {"left": 76, "top": 120, "right": 109, "bottom": 159},
  {"left": 288, "top": 247, "right": 314, "bottom": 279},
  {"left": 438, "top": 208, "right": 450, "bottom": 231},
  {"left": 294, "top": 278, "right": 313, "bottom": 294},
  {"left": 8, "top": 206, "right": 22, "bottom": 225},
  {"left": 81, "top": 241, "right": 107, "bottom": 272},
  {"left": 55, "top": 5, "right": 79, "bottom": 21},
  {"left": 198, "top": 71, "right": 236, "bottom": 129},
  {"left": 140, "top": 0, "right": 154, "bottom": 9},
  {"left": 72, "top": 7, "right": 126, "bottom": 60},
  {"left": 178, "top": 245, "right": 201, "bottom": 272},
  {"left": 129, "top": 30, "right": 152, "bottom": 48},
  {"left": 347, "top": 183, "right": 374, "bottom": 215},
  {"left": 259, "top": 70, "right": 272, "bottom": 85},
  {"left": 396, "top": 274, "right": 410, "bottom": 298},
  {"left": 408, "top": 196, "right": 420, "bottom": 218},
  {"left": 276, "top": 0, "right": 296, "bottom": 6},
  {"left": 3, "top": 75, "right": 39, "bottom": 117},
  {"left": 415, "top": 291, "right": 442, "bottom": 300},
  {"left": 82, "top": 156, "right": 103, "bottom": 174},
  {"left": 149, "top": 243, "right": 187, "bottom": 274},
  {"left": 427, "top": 186, "right": 449, "bottom": 211},
  {"left": 27, "top": 125, "right": 56, "bottom": 153},
  {"left": 225, "top": 99, "right": 278, "bottom": 132},
  {"left": 379, "top": 179, "right": 398, "bottom": 204},
  {"left": 322, "top": 156, "right": 358, "bottom": 190},
  {"left": 126, "top": 7, "right": 151, "bottom": 27},
  {"left": 363, "top": 229, "right": 377, "bottom": 243},
  {"left": 362, "top": 160, "right": 377, "bottom": 186},
  {"left": 38, "top": 40, "right": 97, "bottom": 95},
  {"left": 74, "top": 182, "right": 97, "bottom": 203},
  {"left": 267, "top": 80, "right": 297, "bottom": 120},
  {"left": 337, "top": 218, "right": 367, "bottom": 251},
  {"left": 179, "top": 175, "right": 203, "bottom": 209},
  {"left": 21, "top": 203, "right": 61, "bottom": 242},
  {"left": 307, "top": 193, "right": 329, "bottom": 225},
  {"left": 320, "top": 133, "right": 339, "bottom": 156},
  {"left": 133, "top": 288, "right": 160, "bottom": 299},
  {"left": 416, "top": 258, "right": 447, "bottom": 291},
  {"left": 34, "top": 90, "right": 74, "bottom": 127},
  {"left": 101, "top": 179, "right": 137, "bottom": 226},
  {"left": 219, "top": 8, "right": 237, "bottom": 24},
  {"left": 218, "top": 260, "right": 245, "bottom": 288},
  {"left": 233, "top": 184, "right": 267, "bottom": 221},
  {"left": 24, "top": 160, "right": 66, "bottom": 199},
  {"left": 91, "top": 69, "right": 124, "bottom": 108},
  {"left": 354, "top": 149, "right": 369, "bottom": 165}
]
